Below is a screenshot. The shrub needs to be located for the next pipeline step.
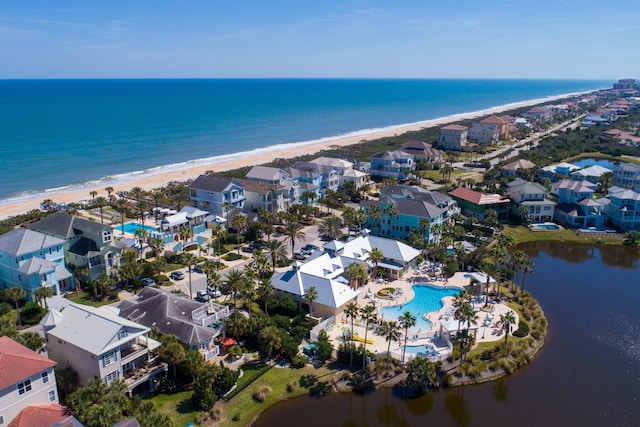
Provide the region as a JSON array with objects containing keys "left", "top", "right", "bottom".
[
  {"left": 291, "top": 353, "right": 308, "bottom": 369},
  {"left": 513, "top": 320, "right": 530, "bottom": 338},
  {"left": 232, "top": 413, "right": 241, "bottom": 422},
  {"left": 222, "top": 252, "right": 243, "bottom": 261},
  {"left": 209, "top": 407, "right": 225, "bottom": 422},
  {"left": 253, "top": 386, "right": 272, "bottom": 402},
  {"left": 0, "top": 302, "right": 12, "bottom": 316},
  {"left": 20, "top": 302, "right": 45, "bottom": 325},
  {"left": 286, "top": 382, "right": 297, "bottom": 393}
]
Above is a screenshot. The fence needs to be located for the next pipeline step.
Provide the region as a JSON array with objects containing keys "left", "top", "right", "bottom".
[{"left": 310, "top": 316, "right": 335, "bottom": 342}]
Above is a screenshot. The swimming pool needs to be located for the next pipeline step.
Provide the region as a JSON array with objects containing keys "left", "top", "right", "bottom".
[
  {"left": 121, "top": 222, "right": 159, "bottom": 234},
  {"left": 530, "top": 223, "right": 560, "bottom": 230},
  {"left": 380, "top": 284, "right": 460, "bottom": 330},
  {"left": 403, "top": 344, "right": 437, "bottom": 358}
]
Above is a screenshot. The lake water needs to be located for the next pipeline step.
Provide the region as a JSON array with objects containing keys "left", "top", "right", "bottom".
[
  {"left": 570, "top": 157, "right": 621, "bottom": 170},
  {"left": 253, "top": 242, "right": 640, "bottom": 427}
]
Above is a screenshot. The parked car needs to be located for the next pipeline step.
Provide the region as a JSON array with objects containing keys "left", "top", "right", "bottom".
[
  {"left": 241, "top": 245, "right": 254, "bottom": 253},
  {"left": 196, "top": 289, "right": 210, "bottom": 302},
  {"left": 301, "top": 244, "right": 319, "bottom": 253},
  {"left": 351, "top": 196, "right": 362, "bottom": 203},
  {"left": 170, "top": 271, "right": 185, "bottom": 280},
  {"left": 207, "top": 287, "right": 222, "bottom": 298},
  {"left": 293, "top": 252, "right": 307, "bottom": 261},
  {"left": 141, "top": 277, "right": 155, "bottom": 286},
  {"left": 193, "top": 264, "right": 203, "bottom": 273}
]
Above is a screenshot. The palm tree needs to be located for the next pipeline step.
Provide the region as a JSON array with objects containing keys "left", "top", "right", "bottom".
[
  {"left": 225, "top": 269, "right": 245, "bottom": 311},
  {"left": 303, "top": 286, "right": 319, "bottom": 316},
  {"left": 90, "top": 190, "right": 98, "bottom": 201},
  {"left": 344, "top": 302, "right": 359, "bottom": 368},
  {"left": 318, "top": 216, "right": 342, "bottom": 240},
  {"left": 232, "top": 214, "right": 247, "bottom": 254},
  {"left": 94, "top": 196, "right": 108, "bottom": 224},
  {"left": 387, "top": 203, "right": 398, "bottom": 222},
  {"left": 134, "top": 228, "right": 148, "bottom": 260},
  {"left": 34, "top": 286, "right": 53, "bottom": 310},
  {"left": 500, "top": 310, "right": 517, "bottom": 348},
  {"left": 598, "top": 171, "right": 615, "bottom": 193},
  {"left": 161, "top": 335, "right": 185, "bottom": 378},
  {"left": 367, "top": 205, "right": 382, "bottom": 236},
  {"left": 342, "top": 207, "right": 356, "bottom": 237},
  {"left": 368, "top": 248, "right": 384, "bottom": 280},
  {"left": 265, "top": 239, "right": 288, "bottom": 272},
  {"left": 380, "top": 320, "right": 401, "bottom": 371},
  {"left": 183, "top": 252, "right": 198, "bottom": 299},
  {"left": 6, "top": 287, "right": 26, "bottom": 327},
  {"left": 116, "top": 198, "right": 129, "bottom": 234},
  {"left": 283, "top": 221, "right": 306, "bottom": 255},
  {"left": 354, "top": 208, "right": 367, "bottom": 235},
  {"left": 130, "top": 186, "right": 146, "bottom": 224},
  {"left": 301, "top": 190, "right": 317, "bottom": 206},
  {"left": 398, "top": 311, "right": 417, "bottom": 366},
  {"left": 203, "top": 263, "right": 222, "bottom": 296},
  {"left": 344, "top": 262, "right": 366, "bottom": 289},
  {"left": 359, "top": 305, "right": 378, "bottom": 372},
  {"left": 257, "top": 279, "right": 275, "bottom": 315},
  {"left": 18, "top": 331, "right": 44, "bottom": 352},
  {"left": 105, "top": 186, "right": 114, "bottom": 202},
  {"left": 178, "top": 225, "right": 192, "bottom": 251},
  {"left": 150, "top": 188, "right": 165, "bottom": 222},
  {"left": 520, "top": 259, "right": 535, "bottom": 293}
]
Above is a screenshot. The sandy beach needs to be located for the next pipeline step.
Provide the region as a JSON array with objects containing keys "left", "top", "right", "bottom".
[{"left": 0, "top": 93, "right": 583, "bottom": 220}]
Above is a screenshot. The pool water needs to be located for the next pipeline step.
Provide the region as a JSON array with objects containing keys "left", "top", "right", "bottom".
[
  {"left": 403, "top": 344, "right": 437, "bottom": 357},
  {"left": 122, "top": 222, "right": 159, "bottom": 234},
  {"left": 380, "top": 284, "right": 460, "bottom": 330},
  {"left": 531, "top": 223, "right": 560, "bottom": 230}
]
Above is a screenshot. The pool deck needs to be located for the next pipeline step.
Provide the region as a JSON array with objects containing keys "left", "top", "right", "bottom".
[{"left": 326, "top": 271, "right": 518, "bottom": 360}]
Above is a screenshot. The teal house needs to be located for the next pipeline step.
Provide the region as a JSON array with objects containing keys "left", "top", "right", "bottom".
[{"left": 0, "top": 228, "right": 74, "bottom": 301}]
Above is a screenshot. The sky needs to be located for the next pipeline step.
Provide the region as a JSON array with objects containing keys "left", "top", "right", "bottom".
[{"left": 1, "top": 0, "right": 639, "bottom": 79}]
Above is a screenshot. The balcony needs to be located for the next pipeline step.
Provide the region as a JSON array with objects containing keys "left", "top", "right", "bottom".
[
  {"left": 201, "top": 346, "right": 220, "bottom": 361},
  {"left": 120, "top": 335, "right": 162, "bottom": 364},
  {"left": 123, "top": 357, "right": 168, "bottom": 391}
]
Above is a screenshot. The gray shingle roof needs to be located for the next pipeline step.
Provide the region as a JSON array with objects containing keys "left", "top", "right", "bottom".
[
  {"left": 246, "top": 166, "right": 284, "bottom": 182},
  {"left": 0, "top": 228, "right": 65, "bottom": 257},
  {"left": 117, "top": 287, "right": 218, "bottom": 347},
  {"left": 29, "top": 212, "right": 109, "bottom": 238},
  {"left": 190, "top": 175, "right": 241, "bottom": 192}
]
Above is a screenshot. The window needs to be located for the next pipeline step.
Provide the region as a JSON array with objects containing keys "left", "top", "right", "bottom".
[
  {"left": 118, "top": 330, "right": 127, "bottom": 340},
  {"left": 103, "top": 350, "right": 117, "bottom": 367},
  {"left": 48, "top": 390, "right": 56, "bottom": 402},
  {"left": 41, "top": 371, "right": 49, "bottom": 384},
  {"left": 17, "top": 380, "right": 32, "bottom": 395},
  {"left": 104, "top": 371, "right": 118, "bottom": 385}
]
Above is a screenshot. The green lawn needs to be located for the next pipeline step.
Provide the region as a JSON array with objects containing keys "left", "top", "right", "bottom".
[
  {"left": 504, "top": 224, "right": 624, "bottom": 245},
  {"left": 219, "top": 363, "right": 338, "bottom": 427},
  {"left": 66, "top": 291, "right": 119, "bottom": 307},
  {"left": 147, "top": 390, "right": 198, "bottom": 426}
]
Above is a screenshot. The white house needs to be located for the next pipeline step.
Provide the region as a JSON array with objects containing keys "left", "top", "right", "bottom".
[{"left": 437, "top": 125, "right": 468, "bottom": 151}]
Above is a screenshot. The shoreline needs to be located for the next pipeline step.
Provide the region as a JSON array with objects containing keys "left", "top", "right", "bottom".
[{"left": 0, "top": 90, "right": 590, "bottom": 220}]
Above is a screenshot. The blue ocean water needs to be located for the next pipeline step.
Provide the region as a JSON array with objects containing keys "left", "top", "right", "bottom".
[{"left": 0, "top": 79, "right": 609, "bottom": 202}]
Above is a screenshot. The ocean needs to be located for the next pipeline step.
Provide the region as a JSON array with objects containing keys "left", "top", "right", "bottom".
[{"left": 0, "top": 78, "right": 610, "bottom": 203}]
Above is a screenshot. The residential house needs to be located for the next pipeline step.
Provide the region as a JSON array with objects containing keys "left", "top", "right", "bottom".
[
  {"left": 523, "top": 107, "right": 552, "bottom": 121},
  {"left": 284, "top": 167, "right": 321, "bottom": 200},
  {"left": 600, "top": 186, "right": 640, "bottom": 231},
  {"left": 379, "top": 184, "right": 459, "bottom": 224},
  {"left": 551, "top": 180, "right": 604, "bottom": 228},
  {"left": 539, "top": 162, "right": 581, "bottom": 182},
  {"left": 46, "top": 303, "right": 166, "bottom": 394},
  {"left": 189, "top": 175, "right": 245, "bottom": 217},
  {"left": 570, "top": 165, "right": 612, "bottom": 184},
  {"left": 117, "top": 287, "right": 230, "bottom": 361},
  {"left": 151, "top": 206, "right": 209, "bottom": 252},
  {"left": 235, "top": 178, "right": 287, "bottom": 214},
  {"left": 370, "top": 151, "right": 415, "bottom": 180},
  {"left": 291, "top": 161, "right": 340, "bottom": 193},
  {"left": 270, "top": 235, "right": 420, "bottom": 318},
  {"left": 7, "top": 404, "right": 76, "bottom": 427},
  {"left": 613, "top": 163, "right": 640, "bottom": 191},
  {"left": 0, "top": 337, "right": 60, "bottom": 426},
  {"left": 467, "top": 122, "right": 499, "bottom": 145},
  {"left": 479, "top": 115, "right": 514, "bottom": 139},
  {"left": 299, "top": 157, "right": 368, "bottom": 190},
  {"left": 507, "top": 178, "right": 555, "bottom": 223},
  {"left": 28, "top": 212, "right": 124, "bottom": 278},
  {"left": 448, "top": 187, "right": 510, "bottom": 221},
  {"left": 245, "top": 166, "right": 301, "bottom": 208},
  {"left": 0, "top": 228, "right": 74, "bottom": 301},
  {"left": 514, "top": 117, "right": 531, "bottom": 129},
  {"left": 437, "top": 125, "right": 468, "bottom": 151},
  {"left": 602, "top": 129, "right": 640, "bottom": 147},
  {"left": 500, "top": 159, "right": 537, "bottom": 178},
  {"left": 398, "top": 141, "right": 445, "bottom": 165},
  {"left": 362, "top": 197, "right": 445, "bottom": 244}
]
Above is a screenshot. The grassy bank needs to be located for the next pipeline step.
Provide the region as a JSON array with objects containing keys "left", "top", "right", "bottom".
[
  {"left": 563, "top": 152, "right": 640, "bottom": 165},
  {"left": 503, "top": 224, "right": 624, "bottom": 245}
]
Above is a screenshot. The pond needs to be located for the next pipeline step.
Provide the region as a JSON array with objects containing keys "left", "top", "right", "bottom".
[
  {"left": 253, "top": 242, "right": 640, "bottom": 427},
  {"left": 570, "top": 157, "right": 625, "bottom": 170}
]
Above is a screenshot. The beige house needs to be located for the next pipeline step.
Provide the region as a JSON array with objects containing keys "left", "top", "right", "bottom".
[
  {"left": 0, "top": 337, "right": 59, "bottom": 425},
  {"left": 500, "top": 159, "right": 537, "bottom": 177},
  {"left": 45, "top": 303, "right": 166, "bottom": 395},
  {"left": 479, "top": 115, "right": 514, "bottom": 139},
  {"left": 437, "top": 125, "right": 468, "bottom": 151}
]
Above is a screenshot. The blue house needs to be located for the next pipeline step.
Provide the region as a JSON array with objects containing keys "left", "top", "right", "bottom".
[
  {"left": 370, "top": 151, "right": 415, "bottom": 181},
  {"left": 362, "top": 197, "right": 445, "bottom": 244},
  {"left": 600, "top": 186, "right": 640, "bottom": 231},
  {"left": 0, "top": 228, "right": 74, "bottom": 301},
  {"left": 189, "top": 175, "right": 245, "bottom": 218},
  {"left": 551, "top": 180, "right": 604, "bottom": 229}
]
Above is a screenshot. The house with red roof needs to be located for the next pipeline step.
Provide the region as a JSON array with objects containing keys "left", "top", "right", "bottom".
[
  {"left": 0, "top": 337, "right": 60, "bottom": 426},
  {"left": 448, "top": 187, "right": 510, "bottom": 221}
]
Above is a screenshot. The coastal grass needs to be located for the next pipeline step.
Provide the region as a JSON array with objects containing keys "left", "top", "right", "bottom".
[
  {"left": 563, "top": 152, "right": 640, "bottom": 165},
  {"left": 147, "top": 390, "right": 198, "bottom": 427},
  {"left": 504, "top": 224, "right": 624, "bottom": 245},
  {"left": 219, "top": 363, "right": 337, "bottom": 427},
  {"left": 66, "top": 291, "right": 119, "bottom": 307}
]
